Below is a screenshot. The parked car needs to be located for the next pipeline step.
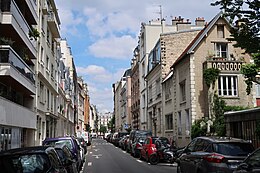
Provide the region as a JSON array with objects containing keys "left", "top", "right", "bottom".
[
  {"left": 128, "top": 130, "right": 152, "bottom": 153},
  {"left": 113, "top": 132, "right": 129, "bottom": 147},
  {"left": 176, "top": 136, "right": 255, "bottom": 173},
  {"left": 0, "top": 146, "right": 67, "bottom": 173},
  {"left": 54, "top": 143, "right": 78, "bottom": 173},
  {"left": 139, "top": 136, "right": 158, "bottom": 163},
  {"left": 77, "top": 137, "right": 87, "bottom": 154},
  {"left": 81, "top": 131, "right": 91, "bottom": 146},
  {"left": 233, "top": 147, "right": 260, "bottom": 173},
  {"left": 43, "top": 136, "right": 82, "bottom": 171},
  {"left": 131, "top": 136, "right": 145, "bottom": 157}
]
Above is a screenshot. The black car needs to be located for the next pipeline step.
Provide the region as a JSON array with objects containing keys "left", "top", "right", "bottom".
[
  {"left": 77, "top": 137, "right": 87, "bottom": 154},
  {"left": 176, "top": 136, "right": 255, "bottom": 173},
  {"left": 0, "top": 146, "right": 67, "bottom": 173},
  {"left": 54, "top": 143, "right": 78, "bottom": 173},
  {"left": 234, "top": 147, "right": 260, "bottom": 173}
]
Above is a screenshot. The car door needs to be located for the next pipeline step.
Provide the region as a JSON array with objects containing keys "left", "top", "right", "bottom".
[
  {"left": 179, "top": 138, "right": 197, "bottom": 173},
  {"left": 235, "top": 149, "right": 260, "bottom": 173}
]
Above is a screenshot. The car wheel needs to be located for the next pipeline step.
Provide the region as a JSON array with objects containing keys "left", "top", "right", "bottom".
[
  {"left": 177, "top": 165, "right": 182, "bottom": 173},
  {"left": 149, "top": 154, "right": 159, "bottom": 165}
]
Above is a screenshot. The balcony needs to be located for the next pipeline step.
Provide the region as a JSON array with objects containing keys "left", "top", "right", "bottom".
[
  {"left": 0, "top": 96, "right": 36, "bottom": 129},
  {"left": 47, "top": 11, "right": 60, "bottom": 38},
  {"left": 204, "top": 57, "right": 244, "bottom": 73},
  {"left": 0, "top": 0, "right": 37, "bottom": 57},
  {"left": 0, "top": 45, "right": 35, "bottom": 94}
]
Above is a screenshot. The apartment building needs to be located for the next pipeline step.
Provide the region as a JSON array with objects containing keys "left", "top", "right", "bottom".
[
  {"left": 89, "top": 104, "right": 98, "bottom": 133},
  {"left": 35, "top": 0, "right": 61, "bottom": 145},
  {"left": 76, "top": 77, "right": 85, "bottom": 135},
  {"left": 60, "top": 39, "right": 78, "bottom": 136},
  {"left": 165, "top": 12, "right": 254, "bottom": 147},
  {"left": 131, "top": 46, "right": 140, "bottom": 130},
  {"left": 138, "top": 18, "right": 205, "bottom": 131},
  {"left": 0, "top": 0, "right": 38, "bottom": 150},
  {"left": 146, "top": 27, "right": 202, "bottom": 137},
  {"left": 99, "top": 112, "right": 113, "bottom": 133}
]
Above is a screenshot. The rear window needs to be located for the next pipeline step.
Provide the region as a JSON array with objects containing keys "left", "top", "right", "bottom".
[
  {"left": 0, "top": 154, "right": 51, "bottom": 173},
  {"left": 44, "top": 139, "right": 73, "bottom": 151},
  {"left": 213, "top": 142, "right": 254, "bottom": 156}
]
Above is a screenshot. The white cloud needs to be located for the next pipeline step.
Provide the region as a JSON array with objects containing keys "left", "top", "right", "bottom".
[
  {"left": 56, "top": 0, "right": 220, "bottom": 113},
  {"left": 88, "top": 35, "right": 136, "bottom": 59}
]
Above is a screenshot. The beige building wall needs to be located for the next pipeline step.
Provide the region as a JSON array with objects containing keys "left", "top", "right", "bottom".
[{"left": 171, "top": 14, "right": 255, "bottom": 148}]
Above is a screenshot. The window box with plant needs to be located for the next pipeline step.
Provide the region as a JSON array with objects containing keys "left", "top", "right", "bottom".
[{"left": 28, "top": 28, "right": 40, "bottom": 41}]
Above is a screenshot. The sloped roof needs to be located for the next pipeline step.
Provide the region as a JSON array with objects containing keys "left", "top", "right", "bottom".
[{"left": 171, "top": 11, "right": 230, "bottom": 68}]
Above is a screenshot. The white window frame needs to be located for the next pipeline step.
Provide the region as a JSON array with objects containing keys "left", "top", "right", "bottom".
[
  {"left": 218, "top": 75, "right": 238, "bottom": 96},
  {"left": 215, "top": 43, "right": 227, "bottom": 58}
]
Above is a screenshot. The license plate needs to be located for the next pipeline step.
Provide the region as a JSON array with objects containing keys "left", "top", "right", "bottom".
[{"left": 229, "top": 164, "right": 239, "bottom": 169}]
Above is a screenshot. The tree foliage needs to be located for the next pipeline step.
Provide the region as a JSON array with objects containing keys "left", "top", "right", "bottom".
[
  {"left": 211, "top": 0, "right": 260, "bottom": 94},
  {"left": 211, "top": 94, "right": 226, "bottom": 136},
  {"left": 203, "top": 68, "right": 220, "bottom": 87}
]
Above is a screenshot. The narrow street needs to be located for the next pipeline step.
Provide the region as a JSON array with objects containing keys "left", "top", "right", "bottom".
[{"left": 82, "top": 138, "right": 177, "bottom": 173}]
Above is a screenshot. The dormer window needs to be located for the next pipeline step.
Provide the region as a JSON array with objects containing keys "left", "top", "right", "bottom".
[
  {"left": 217, "top": 25, "right": 225, "bottom": 38},
  {"left": 215, "top": 43, "right": 227, "bottom": 58}
]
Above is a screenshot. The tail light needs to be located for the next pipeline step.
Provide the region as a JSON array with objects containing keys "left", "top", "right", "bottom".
[
  {"left": 136, "top": 143, "right": 141, "bottom": 148},
  {"left": 203, "top": 154, "right": 225, "bottom": 163}
]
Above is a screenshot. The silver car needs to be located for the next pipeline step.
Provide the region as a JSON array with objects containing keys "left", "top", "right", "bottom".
[{"left": 176, "top": 136, "right": 255, "bottom": 173}]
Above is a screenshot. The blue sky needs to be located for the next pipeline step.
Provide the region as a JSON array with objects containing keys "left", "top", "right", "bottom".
[{"left": 55, "top": 0, "right": 220, "bottom": 113}]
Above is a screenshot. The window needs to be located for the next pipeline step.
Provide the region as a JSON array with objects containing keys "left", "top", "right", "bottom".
[
  {"left": 256, "top": 84, "right": 260, "bottom": 97},
  {"left": 180, "top": 80, "right": 186, "bottom": 102},
  {"left": 217, "top": 25, "right": 225, "bottom": 38},
  {"left": 156, "top": 78, "right": 161, "bottom": 97},
  {"left": 47, "top": 89, "right": 50, "bottom": 109},
  {"left": 165, "top": 114, "right": 173, "bottom": 130},
  {"left": 215, "top": 43, "right": 227, "bottom": 58},
  {"left": 148, "top": 85, "right": 152, "bottom": 102},
  {"left": 39, "top": 82, "right": 45, "bottom": 103},
  {"left": 218, "top": 75, "right": 238, "bottom": 96},
  {"left": 178, "top": 111, "right": 182, "bottom": 135},
  {"left": 46, "top": 56, "right": 49, "bottom": 71},
  {"left": 185, "top": 109, "right": 190, "bottom": 135},
  {"left": 165, "top": 79, "right": 172, "bottom": 100}
]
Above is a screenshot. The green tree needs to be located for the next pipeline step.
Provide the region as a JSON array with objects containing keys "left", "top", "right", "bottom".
[
  {"left": 99, "top": 125, "right": 107, "bottom": 134},
  {"left": 191, "top": 119, "right": 207, "bottom": 139},
  {"left": 211, "top": 94, "right": 226, "bottom": 136},
  {"left": 108, "top": 115, "right": 115, "bottom": 133},
  {"left": 212, "top": 0, "right": 260, "bottom": 94}
]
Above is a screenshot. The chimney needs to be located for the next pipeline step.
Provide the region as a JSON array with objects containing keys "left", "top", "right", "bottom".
[
  {"left": 172, "top": 16, "right": 183, "bottom": 26},
  {"left": 176, "top": 18, "right": 191, "bottom": 31},
  {"left": 195, "top": 17, "right": 205, "bottom": 26}
]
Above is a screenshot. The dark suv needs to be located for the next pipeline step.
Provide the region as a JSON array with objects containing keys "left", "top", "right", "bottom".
[
  {"left": 43, "top": 136, "right": 82, "bottom": 171},
  {"left": 176, "top": 136, "right": 255, "bottom": 173}
]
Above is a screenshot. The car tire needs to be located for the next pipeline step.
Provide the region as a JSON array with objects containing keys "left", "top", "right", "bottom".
[
  {"left": 149, "top": 154, "right": 159, "bottom": 165},
  {"left": 177, "top": 165, "right": 182, "bottom": 173}
]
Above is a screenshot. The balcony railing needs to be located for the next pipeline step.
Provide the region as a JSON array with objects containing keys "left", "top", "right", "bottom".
[
  {"left": 47, "top": 11, "right": 60, "bottom": 38},
  {"left": 1, "top": 0, "right": 37, "bottom": 55},
  {"left": 0, "top": 45, "right": 35, "bottom": 83},
  {"left": 205, "top": 57, "right": 244, "bottom": 72}
]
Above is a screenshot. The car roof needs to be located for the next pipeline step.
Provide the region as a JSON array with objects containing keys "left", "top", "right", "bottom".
[
  {"left": 0, "top": 146, "right": 53, "bottom": 156},
  {"left": 43, "top": 136, "right": 76, "bottom": 142},
  {"left": 196, "top": 136, "right": 251, "bottom": 143}
]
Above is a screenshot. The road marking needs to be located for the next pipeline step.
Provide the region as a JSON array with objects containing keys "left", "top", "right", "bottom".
[
  {"left": 88, "top": 162, "right": 92, "bottom": 166},
  {"left": 92, "top": 154, "right": 102, "bottom": 159},
  {"left": 136, "top": 160, "right": 142, "bottom": 163}
]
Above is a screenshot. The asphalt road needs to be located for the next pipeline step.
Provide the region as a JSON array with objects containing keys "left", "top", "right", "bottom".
[{"left": 81, "top": 138, "right": 177, "bottom": 173}]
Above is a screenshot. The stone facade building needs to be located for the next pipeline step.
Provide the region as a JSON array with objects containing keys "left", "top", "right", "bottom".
[{"left": 167, "top": 12, "right": 254, "bottom": 147}]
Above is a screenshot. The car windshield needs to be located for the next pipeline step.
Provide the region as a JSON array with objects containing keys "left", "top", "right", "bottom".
[
  {"left": 44, "top": 139, "right": 73, "bottom": 151},
  {"left": 213, "top": 142, "right": 254, "bottom": 156},
  {"left": 0, "top": 154, "right": 51, "bottom": 173}
]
